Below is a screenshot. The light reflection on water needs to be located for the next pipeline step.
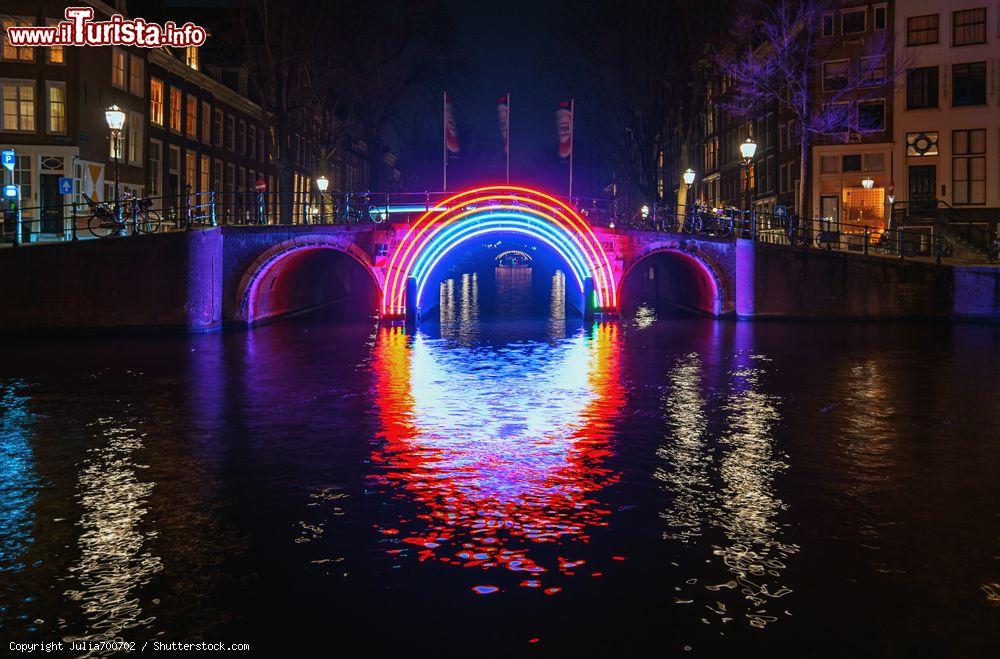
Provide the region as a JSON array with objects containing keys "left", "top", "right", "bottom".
[
  {"left": 0, "top": 266, "right": 999, "bottom": 654},
  {"left": 371, "top": 321, "right": 623, "bottom": 591},
  {"left": 63, "top": 412, "right": 162, "bottom": 642}
]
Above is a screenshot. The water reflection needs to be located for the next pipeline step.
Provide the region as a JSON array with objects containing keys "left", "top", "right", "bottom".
[
  {"left": 0, "top": 381, "right": 38, "bottom": 590},
  {"left": 713, "top": 327, "right": 795, "bottom": 629},
  {"left": 371, "top": 322, "right": 622, "bottom": 593},
  {"left": 63, "top": 411, "right": 162, "bottom": 641},
  {"left": 548, "top": 270, "right": 566, "bottom": 340},
  {"left": 656, "top": 324, "right": 797, "bottom": 631}
]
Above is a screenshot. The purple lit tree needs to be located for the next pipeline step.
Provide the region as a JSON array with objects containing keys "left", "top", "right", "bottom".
[{"left": 717, "top": 0, "right": 905, "bottom": 218}]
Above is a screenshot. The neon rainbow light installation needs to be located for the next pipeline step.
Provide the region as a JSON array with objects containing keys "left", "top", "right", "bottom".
[{"left": 381, "top": 185, "right": 617, "bottom": 316}]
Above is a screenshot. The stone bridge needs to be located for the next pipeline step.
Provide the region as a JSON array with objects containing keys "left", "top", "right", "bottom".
[{"left": 1, "top": 185, "right": 998, "bottom": 331}]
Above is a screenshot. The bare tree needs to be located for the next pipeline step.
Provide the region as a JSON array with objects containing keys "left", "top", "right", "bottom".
[{"left": 717, "top": 0, "right": 906, "bottom": 217}]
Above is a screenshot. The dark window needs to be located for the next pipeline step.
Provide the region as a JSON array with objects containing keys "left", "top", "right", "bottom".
[
  {"left": 842, "top": 8, "right": 866, "bottom": 34},
  {"left": 822, "top": 13, "right": 835, "bottom": 37},
  {"left": 953, "top": 8, "right": 986, "bottom": 46},
  {"left": 907, "top": 14, "right": 939, "bottom": 45},
  {"left": 858, "top": 100, "right": 885, "bottom": 132},
  {"left": 952, "top": 62, "right": 986, "bottom": 106},
  {"left": 952, "top": 129, "right": 986, "bottom": 204},
  {"left": 906, "top": 66, "right": 939, "bottom": 109},
  {"left": 842, "top": 154, "right": 862, "bottom": 172},
  {"left": 823, "top": 60, "right": 850, "bottom": 91},
  {"left": 874, "top": 5, "right": 887, "bottom": 30}
]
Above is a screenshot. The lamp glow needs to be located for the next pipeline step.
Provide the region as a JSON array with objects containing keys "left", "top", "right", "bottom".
[
  {"left": 104, "top": 105, "right": 126, "bottom": 131},
  {"left": 739, "top": 137, "right": 757, "bottom": 162},
  {"left": 862, "top": 176, "right": 875, "bottom": 190},
  {"left": 316, "top": 175, "right": 329, "bottom": 193},
  {"left": 683, "top": 168, "right": 696, "bottom": 186}
]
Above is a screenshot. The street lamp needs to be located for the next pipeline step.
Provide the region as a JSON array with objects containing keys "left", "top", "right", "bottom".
[
  {"left": 861, "top": 175, "right": 875, "bottom": 190},
  {"left": 682, "top": 168, "right": 696, "bottom": 187},
  {"left": 105, "top": 105, "right": 126, "bottom": 226},
  {"left": 316, "top": 175, "right": 329, "bottom": 223},
  {"left": 739, "top": 137, "right": 757, "bottom": 238}
]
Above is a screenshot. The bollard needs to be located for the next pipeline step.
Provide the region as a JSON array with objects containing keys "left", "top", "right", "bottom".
[
  {"left": 404, "top": 276, "right": 418, "bottom": 329},
  {"left": 863, "top": 226, "right": 869, "bottom": 255}
]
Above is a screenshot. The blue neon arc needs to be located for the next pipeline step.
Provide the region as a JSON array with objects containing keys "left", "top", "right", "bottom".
[
  {"left": 412, "top": 212, "right": 590, "bottom": 283},
  {"left": 411, "top": 212, "right": 592, "bottom": 309}
]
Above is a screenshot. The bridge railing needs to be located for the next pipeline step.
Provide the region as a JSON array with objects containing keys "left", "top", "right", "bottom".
[{"left": 612, "top": 204, "right": 949, "bottom": 263}]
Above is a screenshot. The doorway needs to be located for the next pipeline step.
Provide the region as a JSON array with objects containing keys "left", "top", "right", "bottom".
[
  {"left": 908, "top": 165, "right": 936, "bottom": 211},
  {"left": 40, "top": 173, "right": 62, "bottom": 234}
]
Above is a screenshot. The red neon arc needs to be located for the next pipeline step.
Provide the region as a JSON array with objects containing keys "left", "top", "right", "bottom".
[{"left": 382, "top": 185, "right": 618, "bottom": 316}]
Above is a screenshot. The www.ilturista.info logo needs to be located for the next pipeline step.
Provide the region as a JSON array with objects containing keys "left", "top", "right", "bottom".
[{"left": 4, "top": 7, "right": 207, "bottom": 49}]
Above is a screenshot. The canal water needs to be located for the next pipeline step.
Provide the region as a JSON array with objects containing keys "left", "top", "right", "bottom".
[{"left": 1, "top": 265, "right": 999, "bottom": 656}]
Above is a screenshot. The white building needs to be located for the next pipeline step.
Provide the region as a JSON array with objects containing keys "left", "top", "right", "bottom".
[{"left": 893, "top": 0, "right": 1000, "bottom": 230}]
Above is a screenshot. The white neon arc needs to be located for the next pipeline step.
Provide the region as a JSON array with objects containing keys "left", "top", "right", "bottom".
[
  {"left": 411, "top": 212, "right": 591, "bottom": 285},
  {"left": 414, "top": 226, "right": 587, "bottom": 310},
  {"left": 495, "top": 250, "right": 533, "bottom": 261}
]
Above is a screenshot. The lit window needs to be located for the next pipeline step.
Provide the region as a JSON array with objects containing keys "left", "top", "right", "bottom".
[
  {"left": 185, "top": 46, "right": 200, "bottom": 70},
  {"left": 111, "top": 48, "right": 127, "bottom": 89},
  {"left": 185, "top": 151, "right": 197, "bottom": 193},
  {"left": 47, "top": 20, "right": 64, "bottom": 63},
  {"left": 1, "top": 79, "right": 36, "bottom": 132},
  {"left": 186, "top": 94, "right": 198, "bottom": 138},
  {"left": 150, "top": 78, "right": 164, "bottom": 126},
  {"left": 953, "top": 8, "right": 986, "bottom": 46},
  {"left": 169, "top": 87, "right": 182, "bottom": 133},
  {"left": 148, "top": 139, "right": 162, "bottom": 198},
  {"left": 129, "top": 55, "right": 144, "bottom": 97},
  {"left": 2, "top": 17, "right": 35, "bottom": 62},
  {"left": 46, "top": 82, "right": 66, "bottom": 134},
  {"left": 906, "top": 131, "right": 938, "bottom": 157},
  {"left": 200, "top": 155, "right": 210, "bottom": 194}
]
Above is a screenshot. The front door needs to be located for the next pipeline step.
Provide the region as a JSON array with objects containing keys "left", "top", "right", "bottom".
[
  {"left": 40, "top": 173, "right": 62, "bottom": 234},
  {"left": 908, "top": 165, "right": 936, "bottom": 211}
]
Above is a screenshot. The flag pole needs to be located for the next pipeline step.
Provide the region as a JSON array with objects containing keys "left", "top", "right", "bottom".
[
  {"left": 568, "top": 98, "right": 574, "bottom": 199},
  {"left": 505, "top": 92, "right": 511, "bottom": 185},
  {"left": 442, "top": 91, "right": 447, "bottom": 192}
]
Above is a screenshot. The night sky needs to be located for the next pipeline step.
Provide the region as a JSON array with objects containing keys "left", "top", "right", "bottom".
[{"left": 442, "top": 0, "right": 596, "bottom": 196}]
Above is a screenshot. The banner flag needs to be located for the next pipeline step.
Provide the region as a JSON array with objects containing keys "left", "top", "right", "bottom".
[
  {"left": 445, "top": 93, "right": 460, "bottom": 154},
  {"left": 556, "top": 100, "right": 573, "bottom": 160},
  {"left": 497, "top": 95, "right": 509, "bottom": 156}
]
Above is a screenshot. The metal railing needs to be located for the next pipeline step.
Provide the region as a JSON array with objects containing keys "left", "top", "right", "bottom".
[{"left": 0, "top": 191, "right": 958, "bottom": 264}]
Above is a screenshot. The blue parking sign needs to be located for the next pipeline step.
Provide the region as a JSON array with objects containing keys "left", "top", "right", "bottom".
[
  {"left": 1, "top": 149, "right": 14, "bottom": 172},
  {"left": 59, "top": 177, "right": 73, "bottom": 195}
]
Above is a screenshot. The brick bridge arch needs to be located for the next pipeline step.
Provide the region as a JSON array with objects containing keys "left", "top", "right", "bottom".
[
  {"left": 615, "top": 236, "right": 736, "bottom": 316},
  {"left": 234, "top": 233, "right": 383, "bottom": 325}
]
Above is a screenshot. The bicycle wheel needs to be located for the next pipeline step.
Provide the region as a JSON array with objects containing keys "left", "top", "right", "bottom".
[
  {"left": 139, "top": 210, "right": 162, "bottom": 234},
  {"left": 88, "top": 212, "right": 120, "bottom": 238}
]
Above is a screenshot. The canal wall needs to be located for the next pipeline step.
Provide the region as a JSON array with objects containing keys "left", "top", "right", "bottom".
[
  {"left": 0, "top": 228, "right": 222, "bottom": 332},
  {"left": 737, "top": 240, "right": 956, "bottom": 319},
  {"left": 1, "top": 228, "right": 998, "bottom": 332}
]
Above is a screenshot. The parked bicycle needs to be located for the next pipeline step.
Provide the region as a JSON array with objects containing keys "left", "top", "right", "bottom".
[{"left": 83, "top": 193, "right": 162, "bottom": 238}]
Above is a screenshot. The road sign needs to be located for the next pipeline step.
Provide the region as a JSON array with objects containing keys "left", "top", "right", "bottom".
[
  {"left": 59, "top": 177, "right": 73, "bottom": 195},
  {"left": 254, "top": 179, "right": 267, "bottom": 192},
  {"left": 1, "top": 149, "right": 14, "bottom": 172},
  {"left": 3, "top": 184, "right": 18, "bottom": 198},
  {"left": 775, "top": 205, "right": 787, "bottom": 218}
]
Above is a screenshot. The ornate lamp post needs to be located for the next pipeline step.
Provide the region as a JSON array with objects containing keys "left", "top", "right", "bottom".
[
  {"left": 316, "top": 174, "right": 329, "bottom": 223},
  {"left": 739, "top": 137, "right": 757, "bottom": 238},
  {"left": 104, "top": 105, "right": 126, "bottom": 226}
]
